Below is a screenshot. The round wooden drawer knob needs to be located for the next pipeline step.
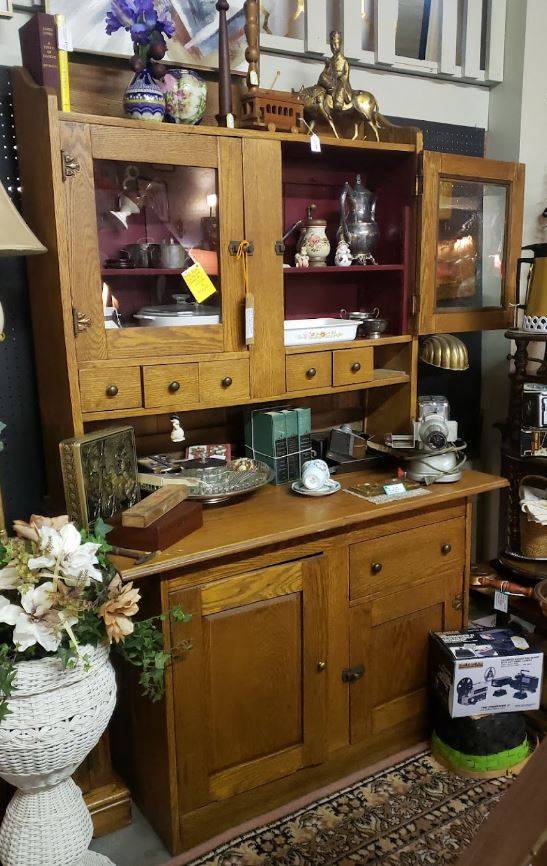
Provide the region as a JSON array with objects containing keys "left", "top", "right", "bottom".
[
  {"left": 371, "top": 562, "right": 383, "bottom": 575},
  {"left": 441, "top": 543, "right": 452, "bottom": 556},
  {"left": 351, "top": 362, "right": 362, "bottom": 373},
  {"left": 168, "top": 381, "right": 181, "bottom": 394},
  {"left": 306, "top": 368, "right": 317, "bottom": 379},
  {"left": 222, "top": 376, "right": 233, "bottom": 388},
  {"left": 105, "top": 385, "right": 119, "bottom": 398}
]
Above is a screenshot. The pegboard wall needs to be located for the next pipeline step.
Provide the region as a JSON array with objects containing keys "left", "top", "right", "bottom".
[
  {"left": 0, "top": 66, "right": 485, "bottom": 525},
  {"left": 0, "top": 67, "right": 45, "bottom": 527}
]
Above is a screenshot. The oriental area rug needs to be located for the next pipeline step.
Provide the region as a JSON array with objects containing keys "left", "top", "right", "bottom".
[{"left": 179, "top": 750, "right": 514, "bottom": 866}]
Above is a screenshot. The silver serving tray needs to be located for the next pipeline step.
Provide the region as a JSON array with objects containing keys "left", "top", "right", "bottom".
[{"left": 139, "top": 460, "right": 274, "bottom": 505}]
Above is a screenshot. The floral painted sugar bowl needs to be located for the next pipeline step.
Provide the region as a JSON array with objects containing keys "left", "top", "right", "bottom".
[
  {"left": 297, "top": 203, "right": 331, "bottom": 267},
  {"left": 124, "top": 69, "right": 166, "bottom": 122},
  {"left": 162, "top": 69, "right": 207, "bottom": 125}
]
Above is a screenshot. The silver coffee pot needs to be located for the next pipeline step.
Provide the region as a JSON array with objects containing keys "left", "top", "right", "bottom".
[{"left": 339, "top": 175, "right": 380, "bottom": 265}]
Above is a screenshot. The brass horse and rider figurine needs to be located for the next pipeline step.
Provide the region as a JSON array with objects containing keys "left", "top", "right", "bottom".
[{"left": 296, "top": 31, "right": 394, "bottom": 141}]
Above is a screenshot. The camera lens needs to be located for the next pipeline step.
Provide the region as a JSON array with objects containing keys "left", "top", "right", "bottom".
[{"left": 428, "top": 430, "right": 448, "bottom": 450}]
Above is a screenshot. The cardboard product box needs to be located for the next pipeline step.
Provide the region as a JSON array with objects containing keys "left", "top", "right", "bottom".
[{"left": 430, "top": 628, "right": 544, "bottom": 718}]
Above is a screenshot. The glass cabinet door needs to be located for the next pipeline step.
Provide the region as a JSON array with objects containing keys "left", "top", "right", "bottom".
[
  {"left": 61, "top": 123, "right": 245, "bottom": 362},
  {"left": 418, "top": 153, "right": 525, "bottom": 334}
]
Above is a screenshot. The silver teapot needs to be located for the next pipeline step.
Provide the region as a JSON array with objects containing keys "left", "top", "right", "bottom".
[{"left": 339, "top": 175, "right": 380, "bottom": 265}]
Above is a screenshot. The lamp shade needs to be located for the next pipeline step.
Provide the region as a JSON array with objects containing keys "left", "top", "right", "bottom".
[{"left": 0, "top": 181, "right": 46, "bottom": 257}]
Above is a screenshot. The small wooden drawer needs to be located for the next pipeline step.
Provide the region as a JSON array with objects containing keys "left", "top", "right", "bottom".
[
  {"left": 199, "top": 359, "right": 250, "bottom": 404},
  {"left": 143, "top": 364, "right": 199, "bottom": 409},
  {"left": 286, "top": 352, "right": 331, "bottom": 392},
  {"left": 79, "top": 367, "right": 142, "bottom": 413},
  {"left": 333, "top": 347, "right": 374, "bottom": 387},
  {"left": 350, "top": 517, "right": 465, "bottom": 602}
]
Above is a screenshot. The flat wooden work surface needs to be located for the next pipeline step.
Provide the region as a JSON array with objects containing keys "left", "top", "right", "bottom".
[{"left": 115, "top": 470, "right": 507, "bottom": 581}]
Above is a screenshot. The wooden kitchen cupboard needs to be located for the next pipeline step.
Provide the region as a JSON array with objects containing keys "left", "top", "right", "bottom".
[
  {"left": 12, "top": 68, "right": 524, "bottom": 506},
  {"left": 111, "top": 473, "right": 504, "bottom": 855}
]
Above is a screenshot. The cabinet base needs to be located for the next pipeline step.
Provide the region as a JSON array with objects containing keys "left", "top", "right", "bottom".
[{"left": 159, "top": 718, "right": 427, "bottom": 855}]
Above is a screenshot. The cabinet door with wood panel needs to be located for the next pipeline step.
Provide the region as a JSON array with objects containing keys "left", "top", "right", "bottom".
[
  {"left": 168, "top": 556, "right": 329, "bottom": 816},
  {"left": 418, "top": 152, "right": 525, "bottom": 334},
  {"left": 349, "top": 573, "right": 463, "bottom": 744},
  {"left": 60, "top": 120, "right": 246, "bottom": 363}
]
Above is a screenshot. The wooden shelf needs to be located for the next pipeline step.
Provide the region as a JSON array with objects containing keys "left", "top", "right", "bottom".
[
  {"left": 285, "top": 335, "right": 412, "bottom": 354},
  {"left": 283, "top": 265, "right": 404, "bottom": 275}
]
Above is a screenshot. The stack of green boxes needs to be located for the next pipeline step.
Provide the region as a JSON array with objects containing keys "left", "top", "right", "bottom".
[{"left": 245, "top": 408, "right": 312, "bottom": 484}]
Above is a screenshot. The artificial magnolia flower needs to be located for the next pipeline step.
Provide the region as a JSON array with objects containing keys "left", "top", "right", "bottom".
[
  {"left": 13, "top": 514, "right": 69, "bottom": 544},
  {"left": 0, "top": 583, "right": 78, "bottom": 653},
  {"left": 29, "top": 523, "right": 103, "bottom": 587},
  {"left": 99, "top": 575, "right": 141, "bottom": 644},
  {"left": 0, "top": 564, "right": 19, "bottom": 591}
]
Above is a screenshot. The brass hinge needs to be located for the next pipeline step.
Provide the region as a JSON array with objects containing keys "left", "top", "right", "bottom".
[
  {"left": 62, "top": 150, "right": 81, "bottom": 182},
  {"left": 414, "top": 172, "right": 423, "bottom": 196},
  {"left": 275, "top": 240, "right": 285, "bottom": 256},
  {"left": 411, "top": 293, "right": 418, "bottom": 316},
  {"left": 452, "top": 593, "right": 464, "bottom": 611},
  {"left": 341, "top": 664, "right": 365, "bottom": 684},
  {"left": 72, "top": 307, "right": 92, "bottom": 337}
]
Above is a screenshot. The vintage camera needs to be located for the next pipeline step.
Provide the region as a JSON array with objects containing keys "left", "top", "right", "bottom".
[{"left": 522, "top": 383, "right": 547, "bottom": 429}]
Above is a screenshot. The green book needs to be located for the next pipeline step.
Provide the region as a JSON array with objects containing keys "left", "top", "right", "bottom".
[
  {"left": 281, "top": 409, "right": 299, "bottom": 481},
  {"left": 295, "top": 407, "right": 312, "bottom": 474},
  {"left": 244, "top": 410, "right": 288, "bottom": 483}
]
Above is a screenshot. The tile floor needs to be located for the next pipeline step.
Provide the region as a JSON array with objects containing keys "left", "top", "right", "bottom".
[{"left": 90, "top": 807, "right": 170, "bottom": 866}]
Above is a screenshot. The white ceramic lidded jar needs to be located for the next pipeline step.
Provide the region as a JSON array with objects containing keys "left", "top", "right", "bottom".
[{"left": 297, "top": 203, "right": 331, "bottom": 267}]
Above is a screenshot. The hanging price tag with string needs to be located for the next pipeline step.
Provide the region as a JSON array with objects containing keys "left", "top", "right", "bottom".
[
  {"left": 181, "top": 260, "right": 218, "bottom": 304},
  {"left": 236, "top": 241, "right": 255, "bottom": 345}
]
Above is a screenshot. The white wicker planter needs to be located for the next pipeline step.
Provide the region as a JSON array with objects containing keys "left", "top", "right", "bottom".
[{"left": 0, "top": 644, "right": 117, "bottom": 866}]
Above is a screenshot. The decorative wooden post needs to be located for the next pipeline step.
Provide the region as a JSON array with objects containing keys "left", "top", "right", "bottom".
[
  {"left": 244, "top": 0, "right": 260, "bottom": 90},
  {"left": 216, "top": 0, "right": 234, "bottom": 127}
]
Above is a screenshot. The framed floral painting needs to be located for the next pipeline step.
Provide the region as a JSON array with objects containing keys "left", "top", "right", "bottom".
[{"left": 48, "top": 0, "right": 247, "bottom": 72}]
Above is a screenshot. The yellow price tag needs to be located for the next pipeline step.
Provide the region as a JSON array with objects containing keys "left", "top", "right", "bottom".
[{"left": 182, "top": 262, "right": 217, "bottom": 303}]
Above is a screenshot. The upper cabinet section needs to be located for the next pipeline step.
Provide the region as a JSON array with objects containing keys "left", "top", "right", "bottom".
[
  {"left": 60, "top": 121, "right": 246, "bottom": 362},
  {"left": 419, "top": 153, "right": 525, "bottom": 334}
]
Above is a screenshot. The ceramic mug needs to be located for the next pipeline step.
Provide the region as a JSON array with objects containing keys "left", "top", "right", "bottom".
[{"left": 301, "top": 459, "right": 330, "bottom": 491}]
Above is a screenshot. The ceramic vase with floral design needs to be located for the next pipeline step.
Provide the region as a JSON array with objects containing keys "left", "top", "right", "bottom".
[
  {"left": 297, "top": 204, "right": 331, "bottom": 268},
  {"left": 123, "top": 69, "right": 166, "bottom": 122},
  {"left": 162, "top": 69, "right": 207, "bottom": 125}
]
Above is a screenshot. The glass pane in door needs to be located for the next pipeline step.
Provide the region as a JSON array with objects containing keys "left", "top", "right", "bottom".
[
  {"left": 435, "top": 179, "right": 507, "bottom": 311},
  {"left": 93, "top": 159, "right": 221, "bottom": 332}
]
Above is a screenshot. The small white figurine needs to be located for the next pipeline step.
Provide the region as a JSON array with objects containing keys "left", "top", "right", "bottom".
[
  {"left": 295, "top": 245, "right": 310, "bottom": 268},
  {"left": 335, "top": 238, "right": 353, "bottom": 267},
  {"left": 170, "top": 415, "right": 186, "bottom": 444}
]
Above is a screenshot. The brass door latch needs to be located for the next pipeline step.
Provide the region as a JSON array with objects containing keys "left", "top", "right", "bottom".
[{"left": 342, "top": 664, "right": 365, "bottom": 683}]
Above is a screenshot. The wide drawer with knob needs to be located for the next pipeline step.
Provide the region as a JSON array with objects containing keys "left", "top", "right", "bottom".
[
  {"left": 286, "top": 352, "right": 332, "bottom": 392},
  {"left": 79, "top": 367, "right": 142, "bottom": 413},
  {"left": 143, "top": 364, "right": 199, "bottom": 409},
  {"left": 198, "top": 358, "right": 250, "bottom": 404},
  {"left": 349, "top": 517, "right": 466, "bottom": 602}
]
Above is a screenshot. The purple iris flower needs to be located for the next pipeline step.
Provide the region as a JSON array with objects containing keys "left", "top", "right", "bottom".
[
  {"left": 134, "top": 0, "right": 158, "bottom": 29},
  {"left": 106, "top": 0, "right": 136, "bottom": 33},
  {"left": 105, "top": 0, "right": 174, "bottom": 44}
]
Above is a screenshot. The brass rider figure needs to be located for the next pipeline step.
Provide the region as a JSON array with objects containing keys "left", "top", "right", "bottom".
[{"left": 318, "top": 30, "right": 352, "bottom": 112}]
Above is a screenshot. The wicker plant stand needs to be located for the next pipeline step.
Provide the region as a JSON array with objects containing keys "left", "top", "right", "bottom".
[{"left": 0, "top": 645, "right": 117, "bottom": 866}]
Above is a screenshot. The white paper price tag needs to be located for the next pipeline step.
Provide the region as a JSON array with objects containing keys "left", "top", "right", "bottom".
[
  {"left": 249, "top": 70, "right": 259, "bottom": 86},
  {"left": 245, "top": 306, "right": 254, "bottom": 343},
  {"left": 384, "top": 483, "right": 407, "bottom": 496},
  {"left": 56, "top": 17, "right": 73, "bottom": 52},
  {"left": 310, "top": 134, "right": 321, "bottom": 153},
  {"left": 494, "top": 590, "right": 509, "bottom": 613}
]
